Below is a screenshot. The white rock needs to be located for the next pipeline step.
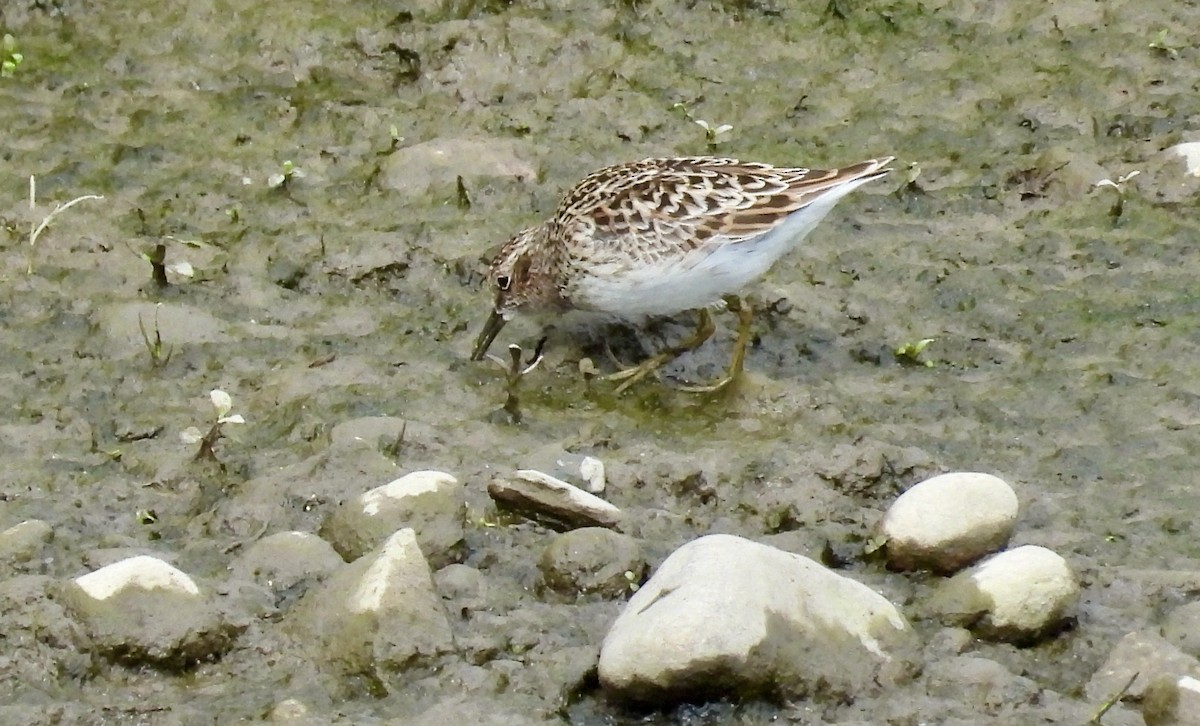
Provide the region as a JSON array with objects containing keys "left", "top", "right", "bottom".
[
  {"left": 288, "top": 528, "right": 453, "bottom": 678},
  {"left": 881, "top": 472, "right": 1018, "bottom": 573},
  {"left": 927, "top": 545, "right": 1077, "bottom": 643},
  {"left": 578, "top": 456, "right": 606, "bottom": 493},
  {"left": 66, "top": 555, "right": 235, "bottom": 666},
  {"left": 598, "top": 534, "right": 917, "bottom": 701},
  {"left": 74, "top": 555, "right": 200, "bottom": 599},
  {"left": 321, "top": 470, "right": 464, "bottom": 567}
]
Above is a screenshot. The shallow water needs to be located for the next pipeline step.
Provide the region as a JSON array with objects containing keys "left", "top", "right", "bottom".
[{"left": 1, "top": 0, "right": 1199, "bottom": 722}]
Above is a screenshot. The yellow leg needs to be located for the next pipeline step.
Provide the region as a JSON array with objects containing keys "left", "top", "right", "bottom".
[
  {"left": 678, "top": 295, "right": 753, "bottom": 393},
  {"left": 605, "top": 308, "right": 716, "bottom": 394}
]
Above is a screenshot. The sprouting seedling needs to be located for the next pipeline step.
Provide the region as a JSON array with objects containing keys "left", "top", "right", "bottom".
[
  {"left": 138, "top": 241, "right": 194, "bottom": 288},
  {"left": 1148, "top": 29, "right": 1180, "bottom": 59},
  {"left": 623, "top": 570, "right": 641, "bottom": 593},
  {"left": 671, "top": 102, "right": 734, "bottom": 150},
  {"left": 137, "top": 303, "right": 173, "bottom": 368},
  {"left": 894, "top": 338, "right": 936, "bottom": 367},
  {"left": 1094, "top": 170, "right": 1140, "bottom": 221},
  {"left": 487, "top": 340, "right": 546, "bottom": 423},
  {"left": 181, "top": 389, "right": 246, "bottom": 464},
  {"left": 2, "top": 34, "right": 22, "bottom": 77},
  {"left": 267, "top": 160, "right": 304, "bottom": 190},
  {"left": 141, "top": 243, "right": 169, "bottom": 288},
  {"left": 694, "top": 119, "right": 734, "bottom": 150},
  {"left": 26, "top": 175, "right": 104, "bottom": 274}
]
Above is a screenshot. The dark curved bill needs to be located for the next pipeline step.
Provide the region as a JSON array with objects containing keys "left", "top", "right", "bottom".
[{"left": 470, "top": 310, "right": 507, "bottom": 361}]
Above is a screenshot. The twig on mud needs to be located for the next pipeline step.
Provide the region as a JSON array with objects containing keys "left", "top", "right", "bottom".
[
  {"left": 1089, "top": 671, "right": 1138, "bottom": 724},
  {"left": 27, "top": 175, "right": 104, "bottom": 274}
]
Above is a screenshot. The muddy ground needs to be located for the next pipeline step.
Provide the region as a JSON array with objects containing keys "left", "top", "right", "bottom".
[{"left": 1, "top": 0, "right": 1199, "bottom": 723}]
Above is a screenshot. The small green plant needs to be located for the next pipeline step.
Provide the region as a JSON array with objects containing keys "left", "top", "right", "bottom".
[
  {"left": 2, "top": 34, "right": 22, "bottom": 77},
  {"left": 267, "top": 160, "right": 304, "bottom": 189},
  {"left": 672, "top": 102, "right": 734, "bottom": 151},
  {"left": 137, "top": 303, "right": 173, "bottom": 368},
  {"left": 181, "top": 389, "right": 246, "bottom": 464},
  {"left": 623, "top": 570, "right": 641, "bottom": 593},
  {"left": 1094, "top": 170, "right": 1140, "bottom": 221},
  {"left": 26, "top": 175, "right": 104, "bottom": 274},
  {"left": 1148, "top": 29, "right": 1180, "bottom": 59},
  {"left": 138, "top": 241, "right": 194, "bottom": 288},
  {"left": 894, "top": 338, "right": 936, "bottom": 367}
]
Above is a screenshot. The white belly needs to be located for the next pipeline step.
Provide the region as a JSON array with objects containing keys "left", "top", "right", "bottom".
[{"left": 571, "top": 178, "right": 873, "bottom": 316}]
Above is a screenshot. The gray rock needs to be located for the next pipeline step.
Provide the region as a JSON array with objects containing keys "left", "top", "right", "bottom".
[
  {"left": 488, "top": 470, "right": 621, "bottom": 531},
  {"left": 64, "top": 555, "right": 237, "bottom": 667},
  {"left": 434, "top": 563, "right": 488, "bottom": 615},
  {"left": 881, "top": 472, "right": 1018, "bottom": 573},
  {"left": 598, "top": 534, "right": 918, "bottom": 702},
  {"left": 538, "top": 528, "right": 645, "bottom": 599},
  {"left": 321, "top": 470, "right": 464, "bottom": 567},
  {"left": 927, "top": 545, "right": 1077, "bottom": 643},
  {"left": 379, "top": 138, "right": 536, "bottom": 196},
  {"left": 230, "top": 531, "right": 344, "bottom": 603},
  {"left": 0, "top": 519, "right": 53, "bottom": 566},
  {"left": 1086, "top": 630, "right": 1200, "bottom": 702},
  {"left": 1162, "top": 601, "right": 1200, "bottom": 658},
  {"left": 287, "top": 528, "right": 453, "bottom": 681},
  {"left": 924, "top": 655, "right": 1040, "bottom": 711}
]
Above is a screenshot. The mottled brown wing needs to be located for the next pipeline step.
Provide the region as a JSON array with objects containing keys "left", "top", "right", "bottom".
[{"left": 565, "top": 158, "right": 888, "bottom": 266}]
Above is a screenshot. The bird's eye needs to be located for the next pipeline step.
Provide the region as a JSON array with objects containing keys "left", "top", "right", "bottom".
[{"left": 496, "top": 275, "right": 511, "bottom": 291}]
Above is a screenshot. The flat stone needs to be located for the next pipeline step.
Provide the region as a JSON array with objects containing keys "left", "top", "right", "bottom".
[
  {"left": 488, "top": 470, "right": 621, "bottom": 531},
  {"left": 379, "top": 137, "right": 536, "bottom": 196}
]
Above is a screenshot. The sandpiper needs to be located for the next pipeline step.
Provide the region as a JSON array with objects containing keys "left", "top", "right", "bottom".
[{"left": 471, "top": 156, "right": 894, "bottom": 392}]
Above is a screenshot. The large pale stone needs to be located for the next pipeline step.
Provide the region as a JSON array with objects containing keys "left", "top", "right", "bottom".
[{"left": 598, "top": 534, "right": 917, "bottom": 702}]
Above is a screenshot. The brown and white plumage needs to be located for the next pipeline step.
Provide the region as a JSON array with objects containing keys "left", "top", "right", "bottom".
[{"left": 471, "top": 156, "right": 894, "bottom": 389}]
